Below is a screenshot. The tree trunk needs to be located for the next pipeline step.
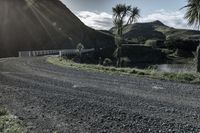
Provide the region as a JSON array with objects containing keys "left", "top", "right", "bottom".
[
  {"left": 116, "top": 47, "right": 122, "bottom": 67},
  {"left": 115, "top": 23, "right": 123, "bottom": 68},
  {"left": 117, "top": 57, "right": 121, "bottom": 67}
]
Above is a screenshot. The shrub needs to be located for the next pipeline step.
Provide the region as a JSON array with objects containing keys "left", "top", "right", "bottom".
[
  {"left": 177, "top": 73, "right": 196, "bottom": 81},
  {"left": 165, "top": 38, "right": 199, "bottom": 51},
  {"left": 145, "top": 39, "right": 165, "bottom": 48},
  {"left": 0, "top": 108, "right": 8, "bottom": 116},
  {"left": 120, "top": 57, "right": 131, "bottom": 67},
  {"left": 103, "top": 58, "right": 113, "bottom": 66},
  {"left": 121, "top": 45, "right": 166, "bottom": 64},
  {"left": 129, "top": 69, "right": 137, "bottom": 74},
  {"left": 145, "top": 40, "right": 157, "bottom": 48},
  {"left": 174, "top": 49, "right": 194, "bottom": 57}
]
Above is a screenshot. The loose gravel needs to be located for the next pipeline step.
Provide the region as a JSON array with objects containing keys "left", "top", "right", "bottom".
[{"left": 0, "top": 56, "right": 200, "bottom": 132}]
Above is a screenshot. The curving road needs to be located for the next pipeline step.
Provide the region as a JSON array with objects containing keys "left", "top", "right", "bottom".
[{"left": 0, "top": 56, "right": 200, "bottom": 132}]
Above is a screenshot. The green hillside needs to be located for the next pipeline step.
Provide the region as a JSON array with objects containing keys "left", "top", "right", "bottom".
[
  {"left": 0, "top": 0, "right": 114, "bottom": 58},
  {"left": 110, "top": 20, "right": 200, "bottom": 43}
]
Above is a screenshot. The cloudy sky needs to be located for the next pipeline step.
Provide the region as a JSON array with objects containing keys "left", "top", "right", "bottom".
[{"left": 60, "top": 0, "right": 192, "bottom": 30}]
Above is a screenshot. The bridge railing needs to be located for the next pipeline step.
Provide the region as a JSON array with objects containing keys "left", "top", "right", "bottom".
[
  {"left": 18, "top": 48, "right": 95, "bottom": 57},
  {"left": 18, "top": 50, "right": 61, "bottom": 57},
  {"left": 59, "top": 48, "right": 95, "bottom": 57}
]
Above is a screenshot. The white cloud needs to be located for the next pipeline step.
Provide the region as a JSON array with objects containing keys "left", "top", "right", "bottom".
[
  {"left": 76, "top": 10, "right": 192, "bottom": 30},
  {"left": 139, "top": 9, "right": 191, "bottom": 29},
  {"left": 77, "top": 11, "right": 113, "bottom": 30}
]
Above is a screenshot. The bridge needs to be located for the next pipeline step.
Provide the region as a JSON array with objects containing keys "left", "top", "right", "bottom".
[{"left": 18, "top": 48, "right": 95, "bottom": 57}]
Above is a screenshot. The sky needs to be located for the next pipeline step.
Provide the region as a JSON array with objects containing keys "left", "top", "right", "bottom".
[{"left": 60, "top": 0, "right": 192, "bottom": 30}]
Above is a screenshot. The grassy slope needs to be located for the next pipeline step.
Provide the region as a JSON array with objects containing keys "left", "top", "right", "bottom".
[
  {"left": 156, "top": 25, "right": 200, "bottom": 40},
  {"left": 110, "top": 20, "right": 200, "bottom": 42},
  {"left": 0, "top": 108, "right": 27, "bottom": 133},
  {"left": 47, "top": 57, "right": 200, "bottom": 84}
]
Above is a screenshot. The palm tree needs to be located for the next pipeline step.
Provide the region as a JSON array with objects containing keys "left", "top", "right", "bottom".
[
  {"left": 182, "top": 0, "right": 200, "bottom": 72},
  {"left": 182, "top": 0, "right": 200, "bottom": 29},
  {"left": 112, "top": 4, "right": 140, "bottom": 67}
]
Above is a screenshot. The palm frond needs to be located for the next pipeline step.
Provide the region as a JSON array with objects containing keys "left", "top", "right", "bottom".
[
  {"left": 183, "top": 0, "right": 200, "bottom": 29},
  {"left": 127, "top": 7, "right": 140, "bottom": 25}
]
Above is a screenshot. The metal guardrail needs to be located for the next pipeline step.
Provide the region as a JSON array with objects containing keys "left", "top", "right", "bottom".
[
  {"left": 18, "top": 48, "right": 95, "bottom": 57},
  {"left": 59, "top": 48, "right": 95, "bottom": 57},
  {"left": 18, "top": 50, "right": 61, "bottom": 57}
]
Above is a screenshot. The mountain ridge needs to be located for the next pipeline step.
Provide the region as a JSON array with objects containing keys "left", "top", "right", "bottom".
[{"left": 109, "top": 20, "right": 200, "bottom": 43}]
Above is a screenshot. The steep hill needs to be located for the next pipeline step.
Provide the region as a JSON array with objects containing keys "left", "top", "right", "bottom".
[
  {"left": 110, "top": 20, "right": 200, "bottom": 43},
  {"left": 0, "top": 0, "right": 114, "bottom": 57}
]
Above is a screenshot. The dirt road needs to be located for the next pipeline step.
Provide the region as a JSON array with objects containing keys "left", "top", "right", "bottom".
[{"left": 0, "top": 56, "right": 200, "bottom": 132}]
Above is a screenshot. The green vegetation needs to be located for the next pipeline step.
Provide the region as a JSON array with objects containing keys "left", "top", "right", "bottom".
[
  {"left": 0, "top": 108, "right": 27, "bottom": 133},
  {"left": 121, "top": 45, "right": 166, "bottom": 64},
  {"left": 47, "top": 57, "right": 200, "bottom": 84}
]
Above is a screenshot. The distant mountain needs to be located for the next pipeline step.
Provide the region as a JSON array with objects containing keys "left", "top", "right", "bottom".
[
  {"left": 110, "top": 20, "right": 200, "bottom": 43},
  {"left": 0, "top": 0, "right": 114, "bottom": 57}
]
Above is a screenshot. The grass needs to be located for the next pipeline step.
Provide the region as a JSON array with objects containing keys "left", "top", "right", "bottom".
[
  {"left": 47, "top": 56, "right": 200, "bottom": 84},
  {"left": 0, "top": 108, "right": 27, "bottom": 133}
]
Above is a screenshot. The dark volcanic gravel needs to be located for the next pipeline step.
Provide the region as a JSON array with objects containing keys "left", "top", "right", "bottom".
[{"left": 0, "top": 56, "right": 200, "bottom": 132}]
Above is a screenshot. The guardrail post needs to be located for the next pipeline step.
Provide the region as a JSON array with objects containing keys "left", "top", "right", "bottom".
[
  {"left": 29, "top": 51, "right": 31, "bottom": 57},
  {"left": 59, "top": 51, "right": 62, "bottom": 57},
  {"left": 18, "top": 52, "right": 21, "bottom": 57}
]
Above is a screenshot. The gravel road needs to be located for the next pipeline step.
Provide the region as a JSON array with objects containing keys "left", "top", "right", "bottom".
[{"left": 0, "top": 56, "right": 200, "bottom": 133}]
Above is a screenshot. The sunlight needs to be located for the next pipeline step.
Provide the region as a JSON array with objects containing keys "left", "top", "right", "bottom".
[{"left": 24, "top": 0, "right": 69, "bottom": 43}]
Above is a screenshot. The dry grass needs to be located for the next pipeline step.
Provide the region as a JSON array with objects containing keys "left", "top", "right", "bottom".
[
  {"left": 0, "top": 108, "right": 27, "bottom": 133},
  {"left": 47, "top": 56, "right": 200, "bottom": 84}
]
